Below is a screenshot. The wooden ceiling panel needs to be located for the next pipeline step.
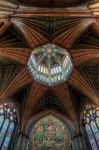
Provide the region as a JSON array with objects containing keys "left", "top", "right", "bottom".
[
  {"left": 68, "top": 69, "right": 99, "bottom": 104},
  {"left": 53, "top": 18, "right": 94, "bottom": 48},
  {"left": 0, "top": 0, "right": 98, "bottom": 128},
  {"left": 0, "top": 68, "right": 32, "bottom": 99},
  {"left": 11, "top": 18, "right": 48, "bottom": 48},
  {"left": 15, "top": 0, "right": 92, "bottom": 7},
  {"left": 21, "top": 81, "right": 48, "bottom": 128},
  {"left": 0, "top": 47, "right": 30, "bottom": 65},
  {"left": 71, "top": 48, "right": 99, "bottom": 66}
]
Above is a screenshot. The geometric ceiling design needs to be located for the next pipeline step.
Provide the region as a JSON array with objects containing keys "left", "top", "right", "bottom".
[
  {"left": 0, "top": 0, "right": 99, "bottom": 131},
  {"left": 28, "top": 43, "right": 73, "bottom": 86}
]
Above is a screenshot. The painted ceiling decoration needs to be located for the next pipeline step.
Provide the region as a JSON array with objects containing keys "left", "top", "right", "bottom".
[
  {"left": 28, "top": 43, "right": 73, "bottom": 86},
  {"left": 29, "top": 115, "right": 71, "bottom": 150},
  {"left": 0, "top": 0, "right": 98, "bottom": 134}
]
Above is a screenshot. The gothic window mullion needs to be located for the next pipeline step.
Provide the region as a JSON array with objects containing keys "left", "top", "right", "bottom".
[
  {"left": 8, "top": 122, "right": 18, "bottom": 149},
  {"left": 0, "top": 115, "right": 5, "bottom": 132},
  {"left": 95, "top": 110, "right": 99, "bottom": 129},
  {"left": 0, "top": 118, "right": 9, "bottom": 148},
  {"left": 96, "top": 117, "right": 99, "bottom": 129},
  {"left": 2, "top": 121, "right": 15, "bottom": 149},
  {"left": 82, "top": 106, "right": 99, "bottom": 150},
  {"left": 81, "top": 124, "right": 92, "bottom": 150},
  {"left": 1, "top": 120, "right": 10, "bottom": 149},
  {"left": 0, "top": 103, "right": 18, "bottom": 149},
  {"left": 90, "top": 120, "right": 99, "bottom": 149},
  {"left": 85, "top": 123, "right": 98, "bottom": 150}
]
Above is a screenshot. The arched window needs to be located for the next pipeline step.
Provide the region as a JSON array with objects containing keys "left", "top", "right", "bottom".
[
  {"left": 0, "top": 103, "right": 17, "bottom": 150},
  {"left": 82, "top": 106, "right": 99, "bottom": 150},
  {"left": 29, "top": 115, "right": 71, "bottom": 150}
]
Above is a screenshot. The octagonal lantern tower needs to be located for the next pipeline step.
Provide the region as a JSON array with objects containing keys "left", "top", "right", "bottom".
[{"left": 28, "top": 43, "right": 73, "bottom": 86}]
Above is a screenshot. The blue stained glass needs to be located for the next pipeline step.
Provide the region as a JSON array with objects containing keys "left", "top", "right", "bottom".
[
  {"left": 91, "top": 121, "right": 99, "bottom": 146},
  {"left": 85, "top": 124, "right": 98, "bottom": 150},
  {"left": 0, "top": 104, "right": 17, "bottom": 149},
  {"left": 0, "top": 109, "right": 3, "bottom": 114},
  {"left": 0, "top": 119, "right": 9, "bottom": 146},
  {"left": 0, "top": 116, "right": 4, "bottom": 128},
  {"left": 1, "top": 122, "right": 15, "bottom": 150}
]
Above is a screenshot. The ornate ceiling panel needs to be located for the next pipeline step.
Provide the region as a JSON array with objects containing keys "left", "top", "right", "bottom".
[{"left": 0, "top": 0, "right": 99, "bottom": 129}]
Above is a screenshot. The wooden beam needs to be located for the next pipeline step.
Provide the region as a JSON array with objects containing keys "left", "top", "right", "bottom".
[
  {"left": 21, "top": 81, "right": 48, "bottom": 128},
  {"left": 0, "top": 68, "right": 32, "bottom": 99},
  {"left": 68, "top": 69, "right": 99, "bottom": 104},
  {"left": 11, "top": 19, "right": 48, "bottom": 48},
  {"left": 0, "top": 48, "right": 30, "bottom": 65},
  {"left": 71, "top": 49, "right": 99, "bottom": 65},
  {"left": 12, "top": 11, "right": 94, "bottom": 17}
]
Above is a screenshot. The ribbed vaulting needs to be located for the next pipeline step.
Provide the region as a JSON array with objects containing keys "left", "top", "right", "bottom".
[{"left": 0, "top": 0, "right": 99, "bottom": 149}]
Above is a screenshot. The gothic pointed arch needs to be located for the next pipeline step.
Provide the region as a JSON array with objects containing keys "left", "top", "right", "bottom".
[
  {"left": 0, "top": 102, "right": 18, "bottom": 149},
  {"left": 22, "top": 110, "right": 75, "bottom": 150},
  {"left": 82, "top": 105, "right": 99, "bottom": 150}
]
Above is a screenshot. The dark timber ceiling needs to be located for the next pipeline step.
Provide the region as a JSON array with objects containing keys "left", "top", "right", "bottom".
[
  {"left": 0, "top": 0, "right": 99, "bottom": 132},
  {"left": 14, "top": 0, "right": 93, "bottom": 7}
]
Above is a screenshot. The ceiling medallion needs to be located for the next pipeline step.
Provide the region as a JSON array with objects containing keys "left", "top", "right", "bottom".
[{"left": 28, "top": 43, "right": 73, "bottom": 86}]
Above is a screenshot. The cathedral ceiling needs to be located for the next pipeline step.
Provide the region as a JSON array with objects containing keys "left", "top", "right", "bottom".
[
  {"left": 0, "top": 0, "right": 99, "bottom": 131},
  {"left": 14, "top": 0, "right": 92, "bottom": 7}
]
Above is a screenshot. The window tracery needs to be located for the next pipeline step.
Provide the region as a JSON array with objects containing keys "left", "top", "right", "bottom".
[
  {"left": 0, "top": 103, "right": 17, "bottom": 149},
  {"left": 82, "top": 106, "right": 99, "bottom": 150}
]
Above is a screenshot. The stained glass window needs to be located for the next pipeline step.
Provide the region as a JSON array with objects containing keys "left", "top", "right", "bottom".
[
  {"left": 82, "top": 106, "right": 99, "bottom": 150},
  {"left": 29, "top": 115, "right": 71, "bottom": 150},
  {"left": 0, "top": 103, "right": 17, "bottom": 149},
  {"left": 28, "top": 43, "right": 73, "bottom": 86},
  {"left": 85, "top": 124, "right": 97, "bottom": 150}
]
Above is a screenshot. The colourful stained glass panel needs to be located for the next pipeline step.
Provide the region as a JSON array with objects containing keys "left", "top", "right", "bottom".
[
  {"left": 0, "top": 104, "right": 17, "bottom": 149},
  {"left": 28, "top": 43, "right": 73, "bottom": 86},
  {"left": 0, "top": 116, "right": 4, "bottom": 128},
  {"left": 83, "top": 106, "right": 99, "bottom": 150},
  {"left": 91, "top": 121, "right": 99, "bottom": 146},
  {"left": 0, "top": 119, "right": 9, "bottom": 146},
  {"left": 2, "top": 122, "right": 15, "bottom": 150},
  {"left": 85, "top": 124, "right": 98, "bottom": 150}
]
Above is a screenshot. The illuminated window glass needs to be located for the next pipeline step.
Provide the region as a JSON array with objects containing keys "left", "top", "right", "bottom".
[
  {"left": 82, "top": 106, "right": 99, "bottom": 150},
  {"left": 0, "top": 104, "right": 17, "bottom": 149},
  {"left": 28, "top": 43, "right": 73, "bottom": 86},
  {"left": 85, "top": 124, "right": 97, "bottom": 150}
]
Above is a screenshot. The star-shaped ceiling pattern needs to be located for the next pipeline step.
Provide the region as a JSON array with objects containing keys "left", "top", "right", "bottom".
[
  {"left": 0, "top": 0, "right": 99, "bottom": 132},
  {"left": 28, "top": 43, "right": 73, "bottom": 85}
]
